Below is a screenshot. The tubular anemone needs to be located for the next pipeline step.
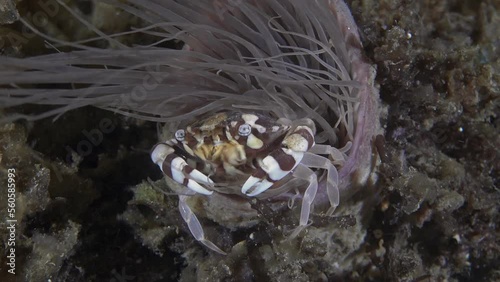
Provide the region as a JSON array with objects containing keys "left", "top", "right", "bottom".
[{"left": 0, "top": 0, "right": 380, "bottom": 240}]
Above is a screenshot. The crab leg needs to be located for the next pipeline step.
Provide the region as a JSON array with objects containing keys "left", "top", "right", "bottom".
[
  {"left": 178, "top": 195, "right": 227, "bottom": 255},
  {"left": 288, "top": 164, "right": 318, "bottom": 239},
  {"left": 308, "top": 143, "right": 350, "bottom": 163},
  {"left": 151, "top": 143, "right": 214, "bottom": 195},
  {"left": 300, "top": 152, "right": 340, "bottom": 215}
]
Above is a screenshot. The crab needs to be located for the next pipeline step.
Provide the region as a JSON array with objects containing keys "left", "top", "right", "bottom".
[{"left": 151, "top": 112, "right": 341, "bottom": 254}]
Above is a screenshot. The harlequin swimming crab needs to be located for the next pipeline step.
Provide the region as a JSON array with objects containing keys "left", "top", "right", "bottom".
[{"left": 151, "top": 112, "right": 341, "bottom": 254}]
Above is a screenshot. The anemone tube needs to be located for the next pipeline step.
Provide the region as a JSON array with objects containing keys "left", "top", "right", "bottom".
[{"left": 0, "top": 0, "right": 380, "bottom": 237}]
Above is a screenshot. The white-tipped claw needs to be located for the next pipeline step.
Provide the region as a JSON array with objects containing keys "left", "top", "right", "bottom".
[
  {"left": 246, "top": 180, "right": 274, "bottom": 196},
  {"left": 241, "top": 176, "right": 261, "bottom": 194},
  {"left": 186, "top": 179, "right": 213, "bottom": 195},
  {"left": 188, "top": 169, "right": 214, "bottom": 185},
  {"left": 170, "top": 157, "right": 213, "bottom": 195},
  {"left": 241, "top": 175, "right": 275, "bottom": 196}
]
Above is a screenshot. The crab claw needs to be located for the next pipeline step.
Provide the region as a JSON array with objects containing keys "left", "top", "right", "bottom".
[
  {"left": 241, "top": 125, "right": 315, "bottom": 197},
  {"left": 151, "top": 143, "right": 214, "bottom": 195},
  {"left": 241, "top": 148, "right": 304, "bottom": 196},
  {"left": 241, "top": 176, "right": 274, "bottom": 196}
]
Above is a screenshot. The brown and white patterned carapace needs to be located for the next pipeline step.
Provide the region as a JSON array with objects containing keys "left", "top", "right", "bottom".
[{"left": 151, "top": 111, "right": 340, "bottom": 254}]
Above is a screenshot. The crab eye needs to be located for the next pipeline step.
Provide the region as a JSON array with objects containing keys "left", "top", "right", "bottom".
[
  {"left": 175, "top": 129, "right": 185, "bottom": 141},
  {"left": 238, "top": 124, "right": 252, "bottom": 136}
]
